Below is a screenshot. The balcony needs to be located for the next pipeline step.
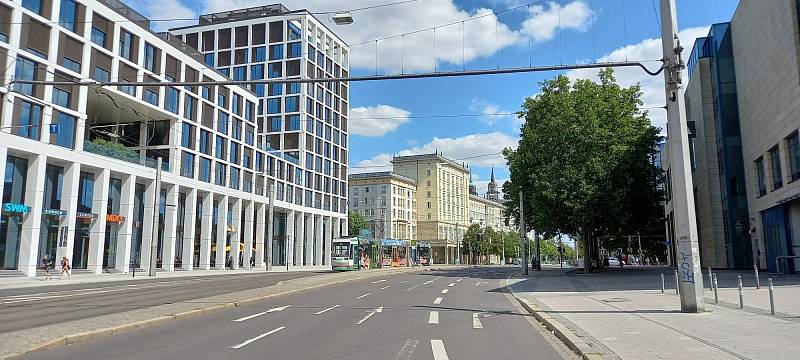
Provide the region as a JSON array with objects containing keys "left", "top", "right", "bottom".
[{"left": 83, "top": 139, "right": 169, "bottom": 171}]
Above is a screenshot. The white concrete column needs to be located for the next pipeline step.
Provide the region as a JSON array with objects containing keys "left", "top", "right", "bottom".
[
  {"left": 304, "top": 213, "right": 313, "bottom": 265},
  {"left": 315, "top": 215, "right": 323, "bottom": 266},
  {"left": 284, "top": 210, "right": 297, "bottom": 266},
  {"left": 242, "top": 200, "right": 254, "bottom": 269},
  {"left": 140, "top": 179, "right": 156, "bottom": 272},
  {"left": 199, "top": 192, "right": 213, "bottom": 270},
  {"left": 182, "top": 188, "right": 197, "bottom": 271},
  {"left": 115, "top": 174, "right": 135, "bottom": 272},
  {"left": 18, "top": 154, "right": 48, "bottom": 277},
  {"left": 87, "top": 169, "right": 110, "bottom": 275},
  {"left": 323, "top": 216, "right": 332, "bottom": 266},
  {"left": 58, "top": 162, "right": 80, "bottom": 267},
  {"left": 254, "top": 202, "right": 266, "bottom": 269},
  {"left": 161, "top": 184, "right": 179, "bottom": 271},
  {"left": 215, "top": 196, "right": 228, "bottom": 269},
  {"left": 294, "top": 212, "right": 304, "bottom": 266},
  {"left": 230, "top": 199, "right": 242, "bottom": 270}
]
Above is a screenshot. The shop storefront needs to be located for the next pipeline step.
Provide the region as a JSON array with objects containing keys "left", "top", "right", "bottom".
[
  {"left": 38, "top": 164, "right": 64, "bottom": 265},
  {"left": 103, "top": 178, "right": 123, "bottom": 269},
  {"left": 73, "top": 171, "right": 95, "bottom": 269},
  {"left": 1, "top": 155, "right": 28, "bottom": 270}
]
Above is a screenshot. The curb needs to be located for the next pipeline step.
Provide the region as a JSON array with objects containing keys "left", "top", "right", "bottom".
[
  {"left": 3, "top": 266, "right": 446, "bottom": 360},
  {"left": 504, "top": 277, "right": 618, "bottom": 360}
]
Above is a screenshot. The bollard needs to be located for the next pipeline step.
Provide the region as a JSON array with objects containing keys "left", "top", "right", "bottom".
[
  {"left": 754, "top": 265, "right": 760, "bottom": 289},
  {"left": 708, "top": 267, "right": 713, "bottom": 291},
  {"left": 713, "top": 273, "right": 719, "bottom": 304},
  {"left": 661, "top": 273, "right": 665, "bottom": 294},
  {"left": 674, "top": 269, "right": 680, "bottom": 295},
  {"left": 768, "top": 278, "right": 775, "bottom": 315},
  {"left": 737, "top": 275, "right": 744, "bottom": 309}
]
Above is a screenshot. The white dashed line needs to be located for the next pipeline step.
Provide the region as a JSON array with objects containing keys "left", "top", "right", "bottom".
[
  {"left": 473, "top": 313, "right": 484, "bottom": 329},
  {"left": 315, "top": 304, "right": 340, "bottom": 315},
  {"left": 356, "top": 293, "right": 371, "bottom": 299},
  {"left": 423, "top": 280, "right": 434, "bottom": 285},
  {"left": 428, "top": 311, "right": 439, "bottom": 324},
  {"left": 230, "top": 327, "right": 284, "bottom": 349},
  {"left": 431, "top": 340, "right": 450, "bottom": 360},
  {"left": 232, "top": 305, "right": 290, "bottom": 322},
  {"left": 371, "top": 279, "right": 388, "bottom": 283},
  {"left": 381, "top": 285, "right": 391, "bottom": 290},
  {"left": 441, "top": 289, "right": 449, "bottom": 294},
  {"left": 433, "top": 297, "right": 443, "bottom": 305},
  {"left": 456, "top": 279, "right": 463, "bottom": 282},
  {"left": 448, "top": 283, "right": 455, "bottom": 287}
]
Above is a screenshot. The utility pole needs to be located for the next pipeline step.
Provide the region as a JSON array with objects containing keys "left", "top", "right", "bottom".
[
  {"left": 535, "top": 232, "right": 541, "bottom": 270},
  {"left": 148, "top": 157, "right": 163, "bottom": 277},
  {"left": 501, "top": 232, "right": 505, "bottom": 265},
  {"left": 660, "top": 0, "right": 704, "bottom": 313},
  {"left": 266, "top": 180, "right": 275, "bottom": 271},
  {"left": 520, "top": 192, "right": 528, "bottom": 275}
]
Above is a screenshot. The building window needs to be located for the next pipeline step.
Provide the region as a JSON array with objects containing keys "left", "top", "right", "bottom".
[
  {"left": 787, "top": 132, "right": 800, "bottom": 181},
  {"left": 229, "top": 167, "right": 240, "bottom": 189},
  {"left": 59, "top": 0, "right": 78, "bottom": 32},
  {"left": 230, "top": 142, "right": 239, "bottom": 164},
  {"left": 268, "top": 62, "right": 282, "bottom": 78},
  {"left": 285, "top": 96, "right": 299, "bottom": 112},
  {"left": 144, "top": 89, "right": 158, "bottom": 106},
  {"left": 269, "top": 44, "right": 283, "bottom": 60},
  {"left": 22, "top": 0, "right": 42, "bottom": 14},
  {"left": 756, "top": 157, "right": 767, "bottom": 197},
  {"left": 119, "top": 30, "right": 134, "bottom": 61},
  {"left": 181, "top": 122, "right": 194, "bottom": 148},
  {"left": 288, "top": 42, "right": 301, "bottom": 58},
  {"left": 93, "top": 66, "right": 110, "bottom": 82},
  {"left": 52, "top": 87, "right": 70, "bottom": 108},
  {"left": 184, "top": 96, "right": 195, "bottom": 120},
  {"left": 233, "top": 120, "right": 242, "bottom": 140},
  {"left": 199, "top": 129, "right": 211, "bottom": 155},
  {"left": 204, "top": 53, "right": 214, "bottom": 67},
  {"left": 166, "top": 87, "right": 179, "bottom": 114},
  {"left": 14, "top": 100, "right": 41, "bottom": 140},
  {"left": 181, "top": 152, "right": 195, "bottom": 178},
  {"left": 267, "top": 98, "right": 281, "bottom": 114},
  {"left": 14, "top": 57, "right": 37, "bottom": 96},
  {"left": 199, "top": 157, "right": 211, "bottom": 182},
  {"left": 770, "top": 146, "right": 783, "bottom": 190},
  {"left": 144, "top": 43, "right": 157, "bottom": 72},
  {"left": 286, "top": 115, "right": 300, "bottom": 131},
  {"left": 215, "top": 163, "right": 226, "bottom": 185},
  {"left": 91, "top": 26, "right": 106, "bottom": 47},
  {"left": 233, "top": 66, "right": 246, "bottom": 81},
  {"left": 252, "top": 46, "right": 266, "bottom": 62},
  {"left": 215, "top": 136, "right": 226, "bottom": 160},
  {"left": 218, "top": 111, "right": 229, "bottom": 134},
  {"left": 62, "top": 57, "right": 81, "bottom": 73}
]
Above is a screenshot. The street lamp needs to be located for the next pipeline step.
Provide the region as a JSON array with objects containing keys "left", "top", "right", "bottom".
[{"left": 332, "top": 12, "right": 354, "bottom": 25}]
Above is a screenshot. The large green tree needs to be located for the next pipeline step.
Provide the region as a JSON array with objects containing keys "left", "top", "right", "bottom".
[
  {"left": 504, "top": 69, "right": 664, "bottom": 272},
  {"left": 348, "top": 211, "right": 369, "bottom": 237}
]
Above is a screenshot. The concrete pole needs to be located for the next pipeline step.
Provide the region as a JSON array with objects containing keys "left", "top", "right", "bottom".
[
  {"left": 660, "top": 0, "right": 705, "bottom": 313},
  {"left": 520, "top": 192, "right": 528, "bottom": 275},
  {"left": 148, "top": 157, "right": 162, "bottom": 277},
  {"left": 266, "top": 181, "right": 275, "bottom": 271}
]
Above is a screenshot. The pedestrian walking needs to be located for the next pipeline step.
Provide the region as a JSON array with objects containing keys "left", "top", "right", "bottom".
[
  {"left": 60, "top": 256, "right": 71, "bottom": 278},
  {"left": 41, "top": 255, "right": 53, "bottom": 280}
]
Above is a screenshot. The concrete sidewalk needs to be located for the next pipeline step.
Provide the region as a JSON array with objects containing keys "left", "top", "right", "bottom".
[
  {"left": 0, "top": 265, "right": 455, "bottom": 359},
  {"left": 506, "top": 266, "right": 800, "bottom": 360}
]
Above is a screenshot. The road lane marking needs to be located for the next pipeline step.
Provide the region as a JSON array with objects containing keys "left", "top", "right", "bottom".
[
  {"left": 431, "top": 340, "right": 450, "bottom": 360},
  {"left": 456, "top": 279, "right": 463, "bottom": 282},
  {"left": 232, "top": 305, "right": 290, "bottom": 322},
  {"left": 423, "top": 280, "right": 434, "bottom": 285},
  {"left": 315, "top": 304, "right": 340, "bottom": 315},
  {"left": 371, "top": 279, "right": 388, "bottom": 283},
  {"left": 428, "top": 311, "right": 439, "bottom": 324},
  {"left": 400, "top": 280, "right": 407, "bottom": 283},
  {"left": 448, "top": 283, "right": 455, "bottom": 287},
  {"left": 381, "top": 285, "right": 391, "bottom": 290},
  {"left": 230, "top": 327, "right": 285, "bottom": 349},
  {"left": 356, "top": 293, "right": 371, "bottom": 299},
  {"left": 441, "top": 289, "right": 449, "bottom": 294},
  {"left": 394, "top": 339, "right": 419, "bottom": 360},
  {"left": 433, "top": 297, "right": 443, "bottom": 305},
  {"left": 472, "top": 313, "right": 483, "bottom": 329},
  {"left": 357, "top": 306, "right": 383, "bottom": 325}
]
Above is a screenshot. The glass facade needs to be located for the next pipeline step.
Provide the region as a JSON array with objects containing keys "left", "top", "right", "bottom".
[
  {"left": 103, "top": 178, "right": 122, "bottom": 269},
  {"left": 38, "top": 164, "right": 64, "bottom": 266},
  {"left": 1, "top": 156, "right": 28, "bottom": 269},
  {"left": 72, "top": 171, "right": 94, "bottom": 269}
]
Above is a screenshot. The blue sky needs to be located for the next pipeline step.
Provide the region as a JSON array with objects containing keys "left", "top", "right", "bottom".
[{"left": 126, "top": 0, "right": 739, "bottom": 196}]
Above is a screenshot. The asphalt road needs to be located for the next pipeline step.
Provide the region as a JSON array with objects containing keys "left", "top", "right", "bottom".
[
  {"left": 0, "top": 271, "right": 319, "bottom": 333},
  {"left": 19, "top": 266, "right": 574, "bottom": 360}
]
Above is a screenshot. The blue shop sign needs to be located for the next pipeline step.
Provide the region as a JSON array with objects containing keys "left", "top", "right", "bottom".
[
  {"left": 381, "top": 239, "right": 408, "bottom": 247},
  {"left": 3, "top": 203, "right": 30, "bottom": 214}
]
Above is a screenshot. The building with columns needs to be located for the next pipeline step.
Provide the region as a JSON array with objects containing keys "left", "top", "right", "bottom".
[
  {"left": 0, "top": 0, "right": 346, "bottom": 277},
  {"left": 392, "top": 153, "right": 470, "bottom": 264},
  {"left": 348, "top": 172, "right": 417, "bottom": 242}
]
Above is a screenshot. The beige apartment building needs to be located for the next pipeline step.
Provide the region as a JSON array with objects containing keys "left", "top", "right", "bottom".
[
  {"left": 348, "top": 172, "right": 416, "bottom": 242},
  {"left": 392, "top": 153, "right": 470, "bottom": 264}
]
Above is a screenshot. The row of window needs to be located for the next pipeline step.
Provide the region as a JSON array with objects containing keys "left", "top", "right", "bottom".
[{"left": 755, "top": 131, "right": 800, "bottom": 196}]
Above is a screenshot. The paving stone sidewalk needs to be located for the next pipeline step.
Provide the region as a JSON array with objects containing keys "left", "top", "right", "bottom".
[
  {"left": 0, "top": 266, "right": 449, "bottom": 359},
  {"left": 506, "top": 265, "right": 800, "bottom": 360}
]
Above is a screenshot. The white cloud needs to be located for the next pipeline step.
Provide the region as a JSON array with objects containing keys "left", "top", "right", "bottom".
[
  {"left": 349, "top": 105, "right": 411, "bottom": 136},
  {"left": 474, "top": 178, "right": 508, "bottom": 196},
  {"left": 521, "top": 1, "right": 593, "bottom": 43},
  {"left": 565, "top": 26, "right": 710, "bottom": 133},
  {"left": 353, "top": 132, "right": 517, "bottom": 173},
  {"left": 191, "top": 0, "right": 591, "bottom": 72},
  {"left": 130, "top": 0, "right": 196, "bottom": 32}
]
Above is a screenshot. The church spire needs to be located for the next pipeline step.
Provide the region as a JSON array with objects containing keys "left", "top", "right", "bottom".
[{"left": 490, "top": 167, "right": 495, "bottom": 182}]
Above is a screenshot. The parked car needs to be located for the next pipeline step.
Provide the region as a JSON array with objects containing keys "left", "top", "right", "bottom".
[
  {"left": 512, "top": 258, "right": 521, "bottom": 265},
  {"left": 607, "top": 257, "right": 620, "bottom": 266}
]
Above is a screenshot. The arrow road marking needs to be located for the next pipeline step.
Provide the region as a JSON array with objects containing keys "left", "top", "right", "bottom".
[
  {"left": 230, "top": 327, "right": 284, "bottom": 349},
  {"left": 357, "top": 306, "right": 383, "bottom": 325},
  {"left": 315, "top": 304, "right": 340, "bottom": 315}
]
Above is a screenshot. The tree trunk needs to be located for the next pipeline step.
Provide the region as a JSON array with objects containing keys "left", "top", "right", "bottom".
[{"left": 583, "top": 230, "right": 593, "bottom": 273}]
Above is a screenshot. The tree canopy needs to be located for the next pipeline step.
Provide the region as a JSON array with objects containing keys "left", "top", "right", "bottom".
[
  {"left": 503, "top": 69, "right": 664, "bottom": 272},
  {"left": 348, "top": 211, "right": 369, "bottom": 237}
]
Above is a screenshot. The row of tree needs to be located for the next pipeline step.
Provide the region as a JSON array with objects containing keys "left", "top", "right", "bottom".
[{"left": 503, "top": 69, "right": 666, "bottom": 272}]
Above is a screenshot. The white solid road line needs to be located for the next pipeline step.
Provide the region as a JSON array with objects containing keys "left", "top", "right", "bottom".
[
  {"left": 428, "top": 311, "right": 439, "bottom": 324},
  {"left": 431, "top": 340, "right": 450, "bottom": 360},
  {"left": 400, "top": 280, "right": 407, "bottom": 284},
  {"left": 371, "top": 279, "right": 388, "bottom": 283},
  {"left": 314, "top": 304, "right": 340, "bottom": 315},
  {"left": 357, "top": 306, "right": 383, "bottom": 325},
  {"left": 230, "top": 327, "right": 285, "bottom": 349},
  {"left": 356, "top": 293, "right": 371, "bottom": 299},
  {"left": 456, "top": 279, "right": 463, "bottom": 282},
  {"left": 472, "top": 313, "right": 484, "bottom": 329},
  {"left": 433, "top": 297, "right": 443, "bottom": 305},
  {"left": 380, "top": 285, "right": 391, "bottom": 290},
  {"left": 423, "top": 280, "right": 434, "bottom": 285},
  {"left": 441, "top": 289, "right": 449, "bottom": 294},
  {"left": 232, "top": 305, "right": 290, "bottom": 322},
  {"left": 448, "top": 283, "right": 455, "bottom": 287}
]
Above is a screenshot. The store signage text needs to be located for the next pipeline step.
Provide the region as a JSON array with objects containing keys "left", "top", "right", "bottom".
[
  {"left": 43, "top": 209, "right": 67, "bottom": 216},
  {"left": 76, "top": 212, "right": 98, "bottom": 219},
  {"left": 106, "top": 214, "right": 125, "bottom": 223},
  {"left": 3, "top": 203, "right": 30, "bottom": 214}
]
